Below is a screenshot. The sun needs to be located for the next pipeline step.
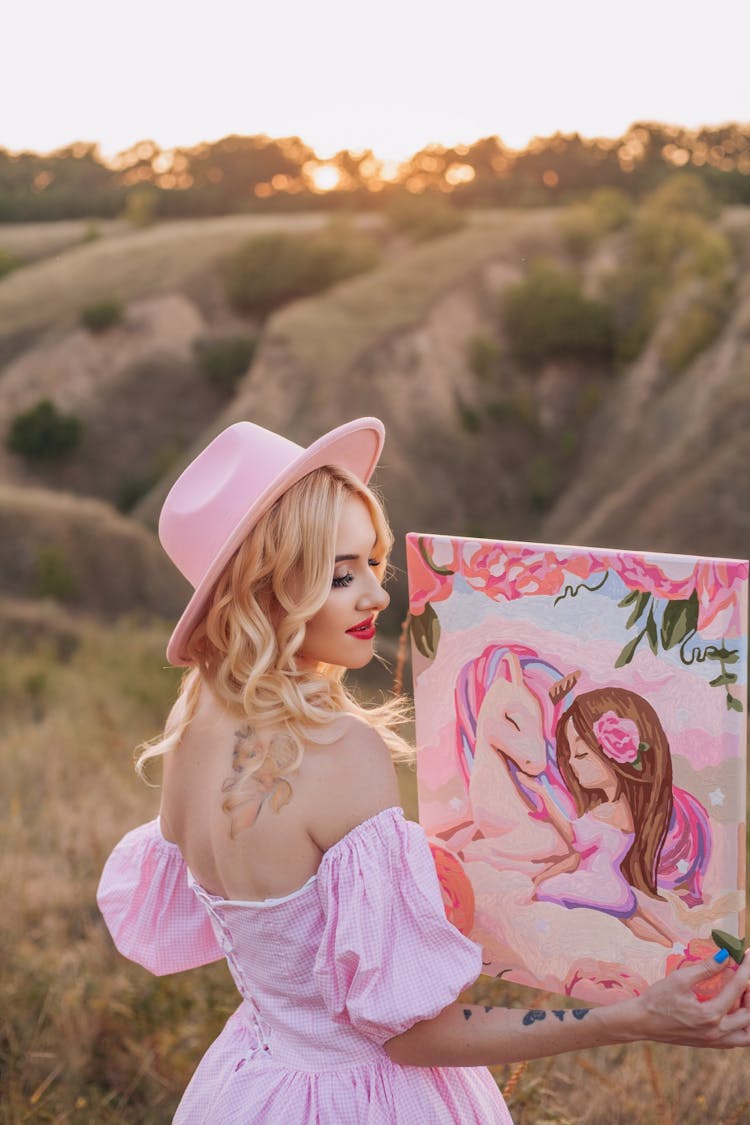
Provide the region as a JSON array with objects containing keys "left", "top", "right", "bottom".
[{"left": 309, "top": 164, "right": 341, "bottom": 192}]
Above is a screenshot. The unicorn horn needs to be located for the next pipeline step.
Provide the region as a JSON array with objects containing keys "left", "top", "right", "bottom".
[{"left": 549, "top": 670, "right": 581, "bottom": 704}]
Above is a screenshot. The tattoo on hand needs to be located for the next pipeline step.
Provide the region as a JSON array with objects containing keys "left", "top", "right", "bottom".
[
  {"left": 522, "top": 1008, "right": 591, "bottom": 1026},
  {"left": 522, "top": 1010, "right": 546, "bottom": 1025}
]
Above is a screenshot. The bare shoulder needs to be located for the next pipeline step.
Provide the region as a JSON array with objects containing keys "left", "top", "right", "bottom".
[{"left": 305, "top": 715, "right": 402, "bottom": 852}]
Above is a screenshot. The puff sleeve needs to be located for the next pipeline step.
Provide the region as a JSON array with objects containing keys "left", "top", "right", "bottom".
[
  {"left": 312, "top": 807, "right": 482, "bottom": 1046},
  {"left": 97, "top": 819, "right": 224, "bottom": 976}
]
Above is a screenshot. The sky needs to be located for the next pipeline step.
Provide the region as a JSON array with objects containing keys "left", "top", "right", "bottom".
[{"left": 4, "top": 0, "right": 749, "bottom": 163}]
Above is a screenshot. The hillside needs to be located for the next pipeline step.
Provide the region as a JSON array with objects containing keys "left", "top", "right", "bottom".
[{"left": 1, "top": 196, "right": 749, "bottom": 641}]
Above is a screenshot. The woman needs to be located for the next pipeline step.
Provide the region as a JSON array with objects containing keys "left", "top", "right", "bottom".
[{"left": 98, "top": 417, "right": 750, "bottom": 1124}]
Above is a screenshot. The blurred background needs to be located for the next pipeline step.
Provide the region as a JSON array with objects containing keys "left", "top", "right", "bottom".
[{"left": 2, "top": 1, "right": 749, "bottom": 1120}]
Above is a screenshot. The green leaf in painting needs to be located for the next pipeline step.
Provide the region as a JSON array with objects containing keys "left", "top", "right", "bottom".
[
  {"left": 417, "top": 537, "right": 455, "bottom": 577},
  {"left": 726, "top": 695, "right": 744, "bottom": 713},
  {"left": 711, "top": 929, "right": 746, "bottom": 964},
  {"left": 645, "top": 608, "right": 658, "bottom": 654},
  {"left": 618, "top": 590, "right": 641, "bottom": 608},
  {"left": 615, "top": 632, "right": 643, "bottom": 669},
  {"left": 410, "top": 601, "right": 441, "bottom": 660},
  {"left": 660, "top": 591, "right": 699, "bottom": 650},
  {"left": 709, "top": 673, "right": 737, "bottom": 687},
  {"left": 626, "top": 591, "right": 652, "bottom": 629},
  {"left": 721, "top": 650, "right": 740, "bottom": 664}
]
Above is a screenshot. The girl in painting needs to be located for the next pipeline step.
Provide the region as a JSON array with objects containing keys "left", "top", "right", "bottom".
[{"left": 532, "top": 687, "right": 678, "bottom": 946}]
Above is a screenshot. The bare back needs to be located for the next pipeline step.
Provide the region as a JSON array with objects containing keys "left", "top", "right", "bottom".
[{"left": 159, "top": 679, "right": 401, "bottom": 902}]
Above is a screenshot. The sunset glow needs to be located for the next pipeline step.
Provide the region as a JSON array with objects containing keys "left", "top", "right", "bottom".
[{"left": 3, "top": 0, "right": 748, "bottom": 163}]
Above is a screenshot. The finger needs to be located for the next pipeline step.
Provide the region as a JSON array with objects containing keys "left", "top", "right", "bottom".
[
  {"left": 677, "top": 952, "right": 733, "bottom": 988},
  {"left": 703, "top": 952, "right": 750, "bottom": 1017},
  {"left": 719, "top": 1005, "right": 750, "bottom": 1035}
]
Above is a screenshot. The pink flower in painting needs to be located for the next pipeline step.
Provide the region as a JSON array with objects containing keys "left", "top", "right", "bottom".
[
  {"left": 593, "top": 711, "right": 642, "bottom": 764},
  {"left": 406, "top": 536, "right": 459, "bottom": 614},
  {"left": 463, "top": 544, "right": 567, "bottom": 601},
  {"left": 612, "top": 554, "right": 694, "bottom": 601},
  {"left": 564, "top": 959, "right": 649, "bottom": 1004},
  {"left": 463, "top": 543, "right": 609, "bottom": 604},
  {"left": 564, "top": 552, "right": 609, "bottom": 582},
  {"left": 693, "top": 560, "right": 748, "bottom": 640}
]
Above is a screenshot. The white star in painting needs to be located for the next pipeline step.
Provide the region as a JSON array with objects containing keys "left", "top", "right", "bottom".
[
  {"left": 709, "top": 788, "right": 725, "bottom": 807},
  {"left": 676, "top": 859, "right": 691, "bottom": 874}
]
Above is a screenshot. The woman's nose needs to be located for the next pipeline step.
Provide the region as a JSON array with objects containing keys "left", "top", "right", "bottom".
[{"left": 359, "top": 575, "right": 390, "bottom": 612}]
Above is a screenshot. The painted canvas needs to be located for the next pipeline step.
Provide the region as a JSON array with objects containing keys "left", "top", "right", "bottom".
[{"left": 406, "top": 533, "right": 748, "bottom": 1005}]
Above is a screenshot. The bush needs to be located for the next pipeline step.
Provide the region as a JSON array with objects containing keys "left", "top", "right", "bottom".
[
  {"left": 7, "top": 399, "right": 83, "bottom": 460},
  {"left": 0, "top": 247, "right": 21, "bottom": 279},
  {"left": 386, "top": 193, "right": 466, "bottom": 242},
  {"left": 115, "top": 474, "right": 159, "bottom": 513},
  {"left": 661, "top": 284, "right": 730, "bottom": 374},
  {"left": 224, "top": 225, "right": 380, "bottom": 316},
  {"left": 467, "top": 334, "right": 503, "bottom": 381},
  {"left": 503, "top": 262, "right": 615, "bottom": 366},
  {"left": 560, "top": 188, "right": 633, "bottom": 259},
  {"left": 31, "top": 546, "right": 76, "bottom": 601},
  {"left": 81, "top": 298, "right": 123, "bottom": 333},
  {"left": 123, "top": 184, "right": 159, "bottom": 228},
  {"left": 644, "top": 173, "right": 718, "bottom": 221},
  {"left": 589, "top": 187, "right": 632, "bottom": 232},
  {"left": 455, "top": 394, "right": 480, "bottom": 433},
  {"left": 527, "top": 454, "right": 556, "bottom": 511},
  {"left": 194, "top": 335, "right": 257, "bottom": 392},
  {"left": 604, "top": 181, "right": 732, "bottom": 363}
]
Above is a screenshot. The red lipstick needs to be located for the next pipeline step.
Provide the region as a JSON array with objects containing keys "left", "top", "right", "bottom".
[{"left": 346, "top": 617, "right": 376, "bottom": 640}]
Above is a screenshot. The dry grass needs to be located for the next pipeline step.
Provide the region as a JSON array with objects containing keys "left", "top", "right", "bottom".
[
  {"left": 0, "top": 219, "right": 127, "bottom": 263},
  {"left": 0, "top": 212, "right": 366, "bottom": 343},
  {"left": 272, "top": 209, "right": 561, "bottom": 388},
  {"left": 1, "top": 614, "right": 748, "bottom": 1123}
]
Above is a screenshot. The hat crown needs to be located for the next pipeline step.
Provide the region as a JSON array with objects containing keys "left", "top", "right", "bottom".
[{"left": 160, "top": 423, "right": 304, "bottom": 587}]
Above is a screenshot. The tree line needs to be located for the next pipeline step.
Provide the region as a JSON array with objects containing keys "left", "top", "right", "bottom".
[{"left": 1, "top": 122, "right": 749, "bottom": 222}]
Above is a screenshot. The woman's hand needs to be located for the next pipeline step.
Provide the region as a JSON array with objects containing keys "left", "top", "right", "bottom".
[{"left": 630, "top": 951, "right": 750, "bottom": 1048}]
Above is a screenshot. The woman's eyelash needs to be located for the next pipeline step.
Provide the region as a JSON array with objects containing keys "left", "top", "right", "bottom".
[{"left": 331, "top": 560, "right": 381, "bottom": 588}]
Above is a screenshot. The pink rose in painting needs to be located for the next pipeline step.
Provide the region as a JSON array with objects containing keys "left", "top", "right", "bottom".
[
  {"left": 406, "top": 536, "right": 459, "bottom": 614},
  {"left": 693, "top": 560, "right": 748, "bottom": 640},
  {"left": 463, "top": 544, "right": 567, "bottom": 601},
  {"left": 593, "top": 711, "right": 642, "bottom": 764},
  {"left": 564, "top": 959, "right": 649, "bottom": 1004},
  {"left": 429, "top": 843, "right": 476, "bottom": 937},
  {"left": 463, "top": 543, "right": 609, "bottom": 603},
  {"left": 612, "top": 554, "right": 694, "bottom": 600},
  {"left": 564, "top": 552, "right": 609, "bottom": 581}
]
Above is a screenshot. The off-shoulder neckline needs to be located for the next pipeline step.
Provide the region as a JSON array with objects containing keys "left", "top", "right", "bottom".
[{"left": 155, "top": 805, "right": 406, "bottom": 909}]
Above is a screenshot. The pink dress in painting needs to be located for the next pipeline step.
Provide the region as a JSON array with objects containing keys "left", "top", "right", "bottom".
[
  {"left": 98, "top": 807, "right": 512, "bottom": 1124},
  {"left": 535, "top": 812, "right": 638, "bottom": 919}
]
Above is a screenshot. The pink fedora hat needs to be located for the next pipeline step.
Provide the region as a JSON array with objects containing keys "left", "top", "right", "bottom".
[{"left": 159, "top": 417, "right": 385, "bottom": 666}]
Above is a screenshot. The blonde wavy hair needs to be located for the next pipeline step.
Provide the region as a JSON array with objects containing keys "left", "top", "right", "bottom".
[{"left": 137, "top": 465, "right": 412, "bottom": 830}]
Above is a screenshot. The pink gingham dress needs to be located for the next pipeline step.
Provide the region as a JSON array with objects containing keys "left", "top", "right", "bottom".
[{"left": 98, "top": 806, "right": 512, "bottom": 1123}]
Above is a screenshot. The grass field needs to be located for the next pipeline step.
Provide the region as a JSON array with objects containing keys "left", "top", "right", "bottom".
[
  {"left": 0, "top": 212, "right": 373, "bottom": 343},
  {"left": 2, "top": 615, "right": 749, "bottom": 1124}
]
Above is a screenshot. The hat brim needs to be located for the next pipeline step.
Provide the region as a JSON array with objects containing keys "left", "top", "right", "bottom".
[{"left": 165, "top": 417, "right": 385, "bottom": 666}]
